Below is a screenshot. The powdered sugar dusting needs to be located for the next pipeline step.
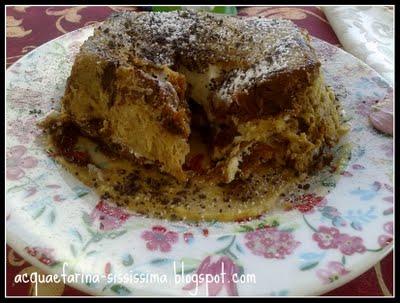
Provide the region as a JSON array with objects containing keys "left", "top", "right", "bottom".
[{"left": 81, "top": 10, "right": 318, "bottom": 104}]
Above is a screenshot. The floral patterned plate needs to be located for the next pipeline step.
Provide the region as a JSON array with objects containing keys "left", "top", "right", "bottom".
[{"left": 6, "top": 25, "right": 393, "bottom": 296}]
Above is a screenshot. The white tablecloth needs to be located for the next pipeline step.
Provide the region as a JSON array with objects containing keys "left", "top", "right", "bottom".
[{"left": 322, "top": 6, "right": 394, "bottom": 85}]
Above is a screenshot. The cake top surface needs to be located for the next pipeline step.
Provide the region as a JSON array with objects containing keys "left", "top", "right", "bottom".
[
  {"left": 83, "top": 10, "right": 317, "bottom": 70},
  {"left": 80, "top": 10, "right": 320, "bottom": 115}
]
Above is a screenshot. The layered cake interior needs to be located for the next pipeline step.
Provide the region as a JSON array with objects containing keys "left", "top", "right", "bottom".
[{"left": 40, "top": 11, "right": 348, "bottom": 221}]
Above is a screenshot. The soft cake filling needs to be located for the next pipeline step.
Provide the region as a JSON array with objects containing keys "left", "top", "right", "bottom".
[{"left": 180, "top": 69, "right": 345, "bottom": 183}]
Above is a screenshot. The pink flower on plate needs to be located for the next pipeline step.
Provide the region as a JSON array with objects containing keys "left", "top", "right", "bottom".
[
  {"left": 290, "top": 194, "right": 327, "bottom": 214},
  {"left": 336, "top": 234, "right": 366, "bottom": 255},
  {"left": 6, "top": 145, "right": 38, "bottom": 180},
  {"left": 316, "top": 261, "right": 350, "bottom": 284},
  {"left": 141, "top": 226, "right": 178, "bottom": 252},
  {"left": 25, "top": 246, "right": 58, "bottom": 266},
  {"left": 244, "top": 227, "right": 300, "bottom": 259},
  {"left": 378, "top": 221, "right": 393, "bottom": 248},
  {"left": 378, "top": 235, "right": 393, "bottom": 248},
  {"left": 312, "top": 226, "right": 341, "bottom": 249},
  {"left": 183, "top": 255, "right": 239, "bottom": 296},
  {"left": 90, "top": 200, "right": 130, "bottom": 231}
]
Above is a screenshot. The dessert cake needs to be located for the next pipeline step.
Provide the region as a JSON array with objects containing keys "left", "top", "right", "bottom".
[{"left": 40, "top": 10, "right": 347, "bottom": 221}]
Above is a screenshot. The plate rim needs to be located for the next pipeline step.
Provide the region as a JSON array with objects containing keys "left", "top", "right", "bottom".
[{"left": 6, "top": 24, "right": 394, "bottom": 297}]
